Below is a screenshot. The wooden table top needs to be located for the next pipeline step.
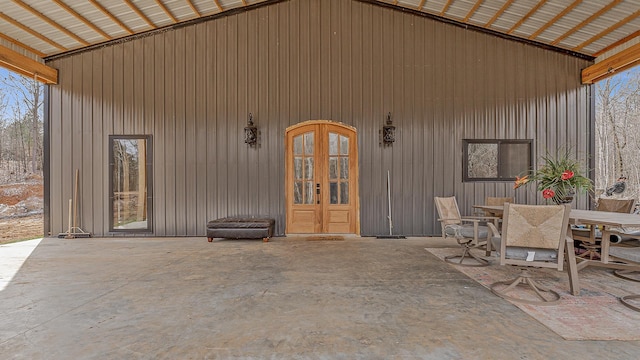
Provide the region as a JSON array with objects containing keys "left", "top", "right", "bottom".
[{"left": 473, "top": 205, "right": 640, "bottom": 228}]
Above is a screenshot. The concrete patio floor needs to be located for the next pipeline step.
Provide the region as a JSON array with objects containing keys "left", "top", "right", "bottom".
[{"left": 1, "top": 236, "right": 639, "bottom": 359}]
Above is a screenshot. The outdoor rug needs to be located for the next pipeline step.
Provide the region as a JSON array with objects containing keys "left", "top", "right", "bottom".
[{"left": 425, "top": 247, "right": 640, "bottom": 341}]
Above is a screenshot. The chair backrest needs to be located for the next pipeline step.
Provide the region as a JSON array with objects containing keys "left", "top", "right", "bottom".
[
  {"left": 484, "top": 197, "right": 514, "bottom": 216},
  {"left": 500, "top": 203, "right": 571, "bottom": 270},
  {"left": 596, "top": 198, "right": 636, "bottom": 214},
  {"left": 434, "top": 196, "right": 462, "bottom": 228}
]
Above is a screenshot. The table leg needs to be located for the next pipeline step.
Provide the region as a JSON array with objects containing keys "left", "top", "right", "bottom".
[
  {"left": 601, "top": 226, "right": 611, "bottom": 264},
  {"left": 565, "top": 238, "right": 580, "bottom": 296}
]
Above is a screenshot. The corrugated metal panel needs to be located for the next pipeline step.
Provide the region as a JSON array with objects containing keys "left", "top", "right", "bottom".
[{"left": 46, "top": 0, "right": 592, "bottom": 237}]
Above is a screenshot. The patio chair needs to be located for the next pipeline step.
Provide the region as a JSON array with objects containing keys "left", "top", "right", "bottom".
[
  {"left": 609, "top": 245, "right": 640, "bottom": 312},
  {"left": 434, "top": 196, "right": 497, "bottom": 267},
  {"left": 572, "top": 198, "right": 636, "bottom": 260},
  {"left": 489, "top": 203, "right": 577, "bottom": 305},
  {"left": 479, "top": 197, "right": 513, "bottom": 253},
  {"left": 481, "top": 196, "right": 513, "bottom": 217}
]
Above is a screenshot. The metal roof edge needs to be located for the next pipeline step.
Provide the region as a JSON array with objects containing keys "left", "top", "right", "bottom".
[
  {"left": 354, "top": 0, "right": 595, "bottom": 62},
  {"left": 44, "top": 0, "right": 595, "bottom": 63},
  {"left": 44, "top": 0, "right": 285, "bottom": 62}
]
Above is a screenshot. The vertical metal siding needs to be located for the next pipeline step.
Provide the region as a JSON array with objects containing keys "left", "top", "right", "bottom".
[{"left": 46, "top": 0, "right": 593, "bottom": 237}]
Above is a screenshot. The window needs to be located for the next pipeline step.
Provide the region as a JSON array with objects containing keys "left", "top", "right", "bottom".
[
  {"left": 463, "top": 139, "right": 532, "bottom": 182},
  {"left": 109, "top": 135, "right": 153, "bottom": 232}
]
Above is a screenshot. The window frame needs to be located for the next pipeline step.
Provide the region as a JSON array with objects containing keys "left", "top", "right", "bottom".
[
  {"left": 108, "top": 135, "right": 153, "bottom": 233},
  {"left": 462, "top": 139, "right": 533, "bottom": 182}
]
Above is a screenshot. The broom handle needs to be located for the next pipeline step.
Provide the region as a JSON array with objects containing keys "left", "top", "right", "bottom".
[
  {"left": 387, "top": 170, "right": 392, "bottom": 236},
  {"left": 67, "top": 199, "right": 72, "bottom": 234},
  {"left": 73, "top": 169, "right": 79, "bottom": 230}
]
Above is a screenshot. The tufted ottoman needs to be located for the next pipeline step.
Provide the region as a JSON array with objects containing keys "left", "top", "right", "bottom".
[{"left": 207, "top": 217, "right": 275, "bottom": 242}]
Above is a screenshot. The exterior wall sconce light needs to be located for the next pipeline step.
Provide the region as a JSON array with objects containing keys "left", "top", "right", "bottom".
[
  {"left": 245, "top": 113, "right": 258, "bottom": 146},
  {"left": 381, "top": 112, "right": 395, "bottom": 146}
]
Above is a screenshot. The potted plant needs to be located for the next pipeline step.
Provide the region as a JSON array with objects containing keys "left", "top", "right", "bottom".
[{"left": 514, "top": 149, "right": 593, "bottom": 204}]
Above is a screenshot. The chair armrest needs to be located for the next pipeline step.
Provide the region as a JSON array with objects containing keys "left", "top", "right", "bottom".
[
  {"left": 487, "top": 223, "right": 500, "bottom": 237},
  {"left": 463, "top": 216, "right": 500, "bottom": 221}
]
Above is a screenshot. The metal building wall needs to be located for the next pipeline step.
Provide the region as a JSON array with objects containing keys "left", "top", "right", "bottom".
[{"left": 46, "top": 0, "right": 593, "bottom": 237}]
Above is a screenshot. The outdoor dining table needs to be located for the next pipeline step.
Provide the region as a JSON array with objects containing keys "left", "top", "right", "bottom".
[{"left": 474, "top": 205, "right": 640, "bottom": 271}]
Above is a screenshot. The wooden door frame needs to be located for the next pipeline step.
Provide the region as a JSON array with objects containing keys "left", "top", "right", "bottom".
[{"left": 285, "top": 120, "right": 360, "bottom": 235}]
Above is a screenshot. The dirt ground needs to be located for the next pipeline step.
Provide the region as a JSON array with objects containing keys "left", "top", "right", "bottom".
[
  {"left": 0, "top": 214, "right": 43, "bottom": 245},
  {"left": 0, "top": 175, "right": 44, "bottom": 245}
]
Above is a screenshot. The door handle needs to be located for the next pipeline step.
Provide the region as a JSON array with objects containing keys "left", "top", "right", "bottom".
[{"left": 316, "top": 183, "right": 320, "bottom": 204}]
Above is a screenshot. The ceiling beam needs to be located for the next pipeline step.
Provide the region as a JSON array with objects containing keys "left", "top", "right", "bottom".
[
  {"left": 0, "top": 44, "right": 58, "bottom": 84},
  {"left": 507, "top": 0, "right": 547, "bottom": 35},
  {"left": 154, "top": 0, "right": 178, "bottom": 23},
  {"left": 485, "top": 0, "right": 514, "bottom": 28},
  {"left": 0, "top": 32, "right": 47, "bottom": 58},
  {"left": 529, "top": 0, "right": 582, "bottom": 40},
  {"left": 582, "top": 42, "right": 640, "bottom": 84},
  {"left": 185, "top": 0, "right": 202, "bottom": 17},
  {"left": 89, "top": 0, "right": 134, "bottom": 35},
  {"left": 12, "top": 0, "right": 89, "bottom": 46},
  {"left": 574, "top": 9, "right": 640, "bottom": 52},
  {"left": 551, "top": 0, "right": 622, "bottom": 46},
  {"left": 440, "top": 0, "right": 453, "bottom": 16},
  {"left": 213, "top": 0, "right": 224, "bottom": 12},
  {"left": 0, "top": 12, "right": 67, "bottom": 51},
  {"left": 123, "top": 0, "right": 156, "bottom": 29},
  {"left": 52, "top": 0, "right": 111, "bottom": 40},
  {"left": 417, "top": 0, "right": 426, "bottom": 11},
  {"left": 464, "top": 0, "right": 484, "bottom": 23},
  {"left": 594, "top": 29, "right": 640, "bottom": 57}
]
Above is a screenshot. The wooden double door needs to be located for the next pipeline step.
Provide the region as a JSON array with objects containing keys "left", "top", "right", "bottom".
[{"left": 285, "top": 121, "right": 359, "bottom": 234}]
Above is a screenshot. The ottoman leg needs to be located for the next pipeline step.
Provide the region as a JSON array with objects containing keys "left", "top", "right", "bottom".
[
  {"left": 263, "top": 237, "right": 269, "bottom": 243},
  {"left": 208, "top": 237, "right": 213, "bottom": 242}
]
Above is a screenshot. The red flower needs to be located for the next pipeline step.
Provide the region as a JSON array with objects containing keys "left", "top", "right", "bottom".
[
  {"left": 542, "top": 189, "right": 555, "bottom": 199},
  {"left": 561, "top": 170, "right": 574, "bottom": 181},
  {"left": 514, "top": 175, "right": 529, "bottom": 189}
]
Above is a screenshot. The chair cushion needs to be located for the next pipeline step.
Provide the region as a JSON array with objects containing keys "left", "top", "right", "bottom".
[
  {"left": 491, "top": 237, "right": 558, "bottom": 261},
  {"left": 445, "top": 224, "right": 489, "bottom": 239},
  {"left": 609, "top": 246, "right": 640, "bottom": 263}
]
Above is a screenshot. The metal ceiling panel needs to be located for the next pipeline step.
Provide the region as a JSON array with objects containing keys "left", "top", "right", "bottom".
[
  {"left": 469, "top": 0, "right": 507, "bottom": 26},
  {"left": 0, "top": 0, "right": 639, "bottom": 65},
  {"left": 397, "top": 0, "right": 421, "bottom": 9},
  {"left": 490, "top": 0, "right": 539, "bottom": 32},
  {"left": 422, "top": 0, "right": 448, "bottom": 14},
  {"left": 446, "top": 0, "right": 475, "bottom": 20},
  {"left": 513, "top": 1, "right": 565, "bottom": 38}
]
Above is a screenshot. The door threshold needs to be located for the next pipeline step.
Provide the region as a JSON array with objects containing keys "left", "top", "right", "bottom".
[{"left": 285, "top": 233, "right": 361, "bottom": 240}]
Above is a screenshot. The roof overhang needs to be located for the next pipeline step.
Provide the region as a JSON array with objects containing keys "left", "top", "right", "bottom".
[{"left": 1, "top": 0, "right": 639, "bottom": 84}]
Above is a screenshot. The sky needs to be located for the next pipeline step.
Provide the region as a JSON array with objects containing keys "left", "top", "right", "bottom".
[{"left": 1, "top": 67, "right": 17, "bottom": 109}]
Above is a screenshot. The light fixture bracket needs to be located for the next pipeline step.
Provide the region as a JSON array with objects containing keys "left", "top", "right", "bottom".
[{"left": 245, "top": 113, "right": 258, "bottom": 146}]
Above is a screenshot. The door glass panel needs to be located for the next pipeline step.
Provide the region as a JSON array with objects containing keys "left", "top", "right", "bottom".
[
  {"left": 340, "top": 182, "right": 349, "bottom": 204},
  {"left": 294, "top": 182, "right": 302, "bottom": 204},
  {"left": 110, "top": 136, "right": 152, "bottom": 231},
  {"left": 304, "top": 158, "right": 314, "bottom": 179},
  {"left": 304, "top": 181, "right": 314, "bottom": 204},
  {"left": 339, "top": 135, "right": 349, "bottom": 155},
  {"left": 329, "top": 133, "right": 338, "bottom": 155},
  {"left": 294, "top": 135, "right": 303, "bottom": 155},
  {"left": 329, "top": 157, "right": 338, "bottom": 179},
  {"left": 304, "top": 132, "right": 314, "bottom": 155},
  {"left": 294, "top": 157, "right": 303, "bottom": 180},
  {"left": 329, "top": 182, "right": 338, "bottom": 204},
  {"left": 340, "top": 157, "right": 349, "bottom": 179}
]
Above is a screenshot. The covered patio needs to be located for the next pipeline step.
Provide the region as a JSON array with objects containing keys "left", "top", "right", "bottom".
[
  {"left": 2, "top": 1, "right": 640, "bottom": 357},
  {"left": 1, "top": 236, "right": 639, "bottom": 358}
]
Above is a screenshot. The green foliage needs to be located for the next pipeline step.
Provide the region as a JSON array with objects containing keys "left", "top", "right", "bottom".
[{"left": 515, "top": 148, "right": 593, "bottom": 204}]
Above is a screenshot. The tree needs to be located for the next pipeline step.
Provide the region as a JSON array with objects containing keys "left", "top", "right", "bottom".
[
  {"left": 595, "top": 69, "right": 640, "bottom": 202},
  {"left": 0, "top": 72, "right": 44, "bottom": 177}
]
